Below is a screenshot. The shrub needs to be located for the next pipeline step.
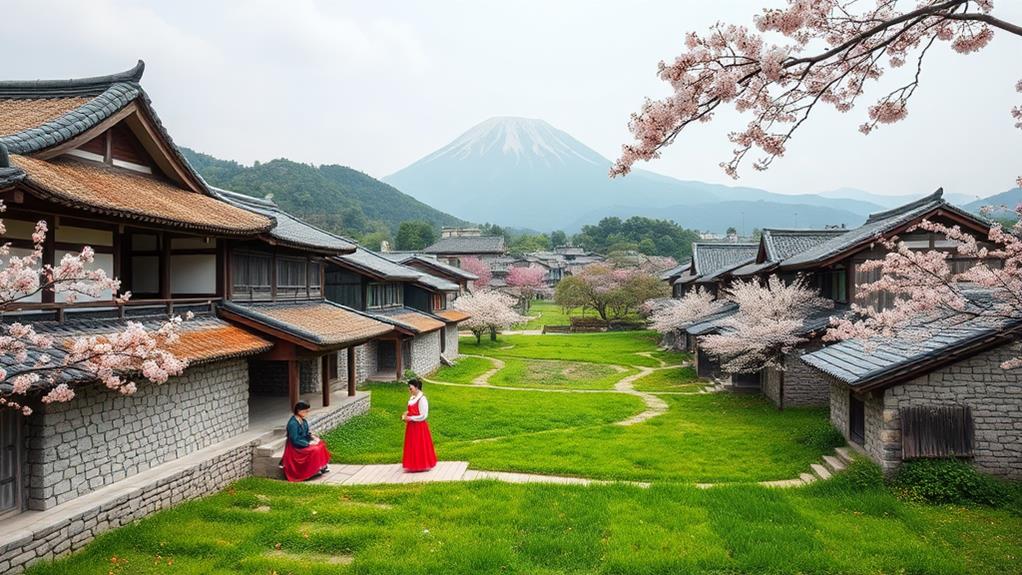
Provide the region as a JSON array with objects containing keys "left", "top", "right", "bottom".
[
  {"left": 795, "top": 423, "right": 846, "bottom": 452},
  {"left": 891, "top": 459, "right": 1009, "bottom": 507}
]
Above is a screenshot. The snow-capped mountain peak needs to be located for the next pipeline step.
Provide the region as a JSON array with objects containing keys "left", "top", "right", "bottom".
[{"left": 419, "top": 116, "right": 604, "bottom": 167}]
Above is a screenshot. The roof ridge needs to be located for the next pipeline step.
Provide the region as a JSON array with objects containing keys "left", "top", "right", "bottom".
[
  {"left": 0, "top": 61, "right": 145, "bottom": 98},
  {"left": 864, "top": 188, "right": 944, "bottom": 224}
]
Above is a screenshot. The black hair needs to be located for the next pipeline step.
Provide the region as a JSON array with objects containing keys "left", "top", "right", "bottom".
[
  {"left": 408, "top": 378, "right": 424, "bottom": 390},
  {"left": 293, "top": 400, "right": 311, "bottom": 415}
]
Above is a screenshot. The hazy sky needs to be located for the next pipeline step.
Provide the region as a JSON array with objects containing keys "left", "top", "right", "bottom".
[{"left": 5, "top": 0, "right": 1020, "bottom": 200}]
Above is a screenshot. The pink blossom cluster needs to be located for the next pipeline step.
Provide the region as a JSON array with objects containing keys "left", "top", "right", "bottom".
[
  {"left": 452, "top": 289, "right": 527, "bottom": 341},
  {"left": 826, "top": 216, "right": 1022, "bottom": 368},
  {"left": 648, "top": 288, "right": 725, "bottom": 335},
  {"left": 506, "top": 265, "right": 547, "bottom": 290},
  {"left": 459, "top": 257, "right": 492, "bottom": 290},
  {"left": 613, "top": 0, "right": 1014, "bottom": 180},
  {"left": 1, "top": 204, "right": 187, "bottom": 414},
  {"left": 701, "top": 275, "right": 830, "bottom": 373}
]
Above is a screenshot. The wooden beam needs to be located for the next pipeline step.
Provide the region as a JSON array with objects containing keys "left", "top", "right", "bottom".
[
  {"left": 347, "top": 346, "right": 356, "bottom": 396},
  {"left": 394, "top": 339, "right": 403, "bottom": 381},
  {"left": 288, "top": 359, "right": 300, "bottom": 410},
  {"left": 321, "top": 354, "right": 331, "bottom": 408}
]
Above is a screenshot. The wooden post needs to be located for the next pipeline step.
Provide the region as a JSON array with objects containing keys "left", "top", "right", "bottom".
[
  {"left": 321, "top": 355, "right": 331, "bottom": 407},
  {"left": 287, "top": 359, "right": 299, "bottom": 410},
  {"left": 394, "top": 339, "right": 403, "bottom": 381},
  {"left": 347, "top": 346, "right": 356, "bottom": 397}
]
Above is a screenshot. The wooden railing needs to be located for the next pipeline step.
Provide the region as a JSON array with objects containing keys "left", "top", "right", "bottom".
[{"left": 3, "top": 297, "right": 222, "bottom": 322}]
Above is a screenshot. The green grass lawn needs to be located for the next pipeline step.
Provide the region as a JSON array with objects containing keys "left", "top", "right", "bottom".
[
  {"left": 488, "top": 358, "right": 634, "bottom": 390},
  {"left": 464, "top": 331, "right": 679, "bottom": 367},
  {"left": 429, "top": 356, "right": 494, "bottom": 383},
  {"left": 30, "top": 477, "right": 1022, "bottom": 575},
  {"left": 515, "top": 300, "right": 587, "bottom": 330},
  {"left": 321, "top": 382, "right": 644, "bottom": 465},
  {"left": 631, "top": 366, "right": 704, "bottom": 392}
]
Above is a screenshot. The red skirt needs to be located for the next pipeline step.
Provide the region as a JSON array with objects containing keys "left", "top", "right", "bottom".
[
  {"left": 282, "top": 441, "right": 331, "bottom": 482},
  {"left": 403, "top": 420, "right": 437, "bottom": 472}
]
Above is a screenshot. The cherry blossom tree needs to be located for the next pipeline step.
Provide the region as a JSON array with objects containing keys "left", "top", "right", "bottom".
[
  {"left": 648, "top": 287, "right": 725, "bottom": 335},
  {"left": 0, "top": 202, "right": 187, "bottom": 415},
  {"left": 459, "top": 256, "right": 492, "bottom": 290},
  {"left": 825, "top": 215, "right": 1022, "bottom": 367},
  {"left": 506, "top": 265, "right": 547, "bottom": 311},
  {"left": 555, "top": 263, "right": 669, "bottom": 321},
  {"left": 452, "top": 289, "right": 527, "bottom": 343},
  {"left": 613, "top": 0, "right": 1022, "bottom": 185},
  {"left": 701, "top": 275, "right": 831, "bottom": 373}
]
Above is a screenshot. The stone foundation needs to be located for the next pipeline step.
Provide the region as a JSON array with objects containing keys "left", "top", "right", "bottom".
[
  {"left": 25, "top": 360, "right": 249, "bottom": 510},
  {"left": 763, "top": 345, "right": 829, "bottom": 408},
  {"left": 410, "top": 330, "right": 442, "bottom": 377},
  {"left": 444, "top": 325, "right": 461, "bottom": 358}
]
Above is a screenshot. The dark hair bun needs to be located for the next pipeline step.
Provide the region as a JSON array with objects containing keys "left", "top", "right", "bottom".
[
  {"left": 293, "top": 400, "right": 311, "bottom": 414},
  {"left": 409, "top": 378, "right": 424, "bottom": 390}
]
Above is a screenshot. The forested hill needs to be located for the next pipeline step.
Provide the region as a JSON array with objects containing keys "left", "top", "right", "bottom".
[{"left": 180, "top": 148, "right": 467, "bottom": 241}]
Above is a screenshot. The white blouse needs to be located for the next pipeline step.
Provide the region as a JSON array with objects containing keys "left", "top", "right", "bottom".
[{"left": 407, "top": 394, "right": 429, "bottom": 422}]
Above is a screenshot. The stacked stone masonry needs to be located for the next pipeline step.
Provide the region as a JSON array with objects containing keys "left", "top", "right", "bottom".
[
  {"left": 25, "top": 360, "right": 249, "bottom": 510},
  {"left": 337, "top": 344, "right": 370, "bottom": 387},
  {"left": 827, "top": 342, "right": 1022, "bottom": 478},
  {"left": 444, "top": 325, "right": 460, "bottom": 358},
  {"left": 763, "top": 345, "right": 829, "bottom": 408},
  {"left": 0, "top": 438, "right": 255, "bottom": 574},
  {"left": 410, "top": 331, "right": 442, "bottom": 377}
]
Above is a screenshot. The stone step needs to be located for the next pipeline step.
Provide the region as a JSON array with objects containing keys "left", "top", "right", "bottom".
[
  {"left": 834, "top": 447, "right": 854, "bottom": 464},
  {"left": 822, "top": 455, "right": 846, "bottom": 473},
  {"left": 799, "top": 472, "right": 816, "bottom": 484},
  {"left": 810, "top": 463, "right": 832, "bottom": 481}
]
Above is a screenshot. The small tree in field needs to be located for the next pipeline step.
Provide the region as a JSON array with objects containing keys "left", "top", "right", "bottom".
[
  {"left": 459, "top": 256, "right": 492, "bottom": 290},
  {"left": 554, "top": 263, "right": 669, "bottom": 321},
  {"left": 453, "top": 289, "right": 526, "bottom": 343},
  {"left": 826, "top": 216, "right": 1022, "bottom": 368},
  {"left": 506, "top": 265, "right": 547, "bottom": 312},
  {"left": 0, "top": 203, "right": 186, "bottom": 415},
  {"left": 648, "top": 287, "right": 725, "bottom": 335},
  {"left": 701, "top": 276, "right": 830, "bottom": 373},
  {"left": 613, "top": 0, "right": 1021, "bottom": 184}
]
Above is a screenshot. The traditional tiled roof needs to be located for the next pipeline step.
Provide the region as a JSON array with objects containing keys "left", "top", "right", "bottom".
[
  {"left": 0, "top": 61, "right": 276, "bottom": 235},
  {"left": 384, "top": 253, "right": 479, "bottom": 281},
  {"left": 762, "top": 229, "right": 848, "bottom": 261},
  {"left": 216, "top": 188, "right": 355, "bottom": 253},
  {"left": 0, "top": 313, "right": 271, "bottom": 393},
  {"left": 684, "top": 303, "right": 740, "bottom": 335},
  {"left": 436, "top": 309, "right": 471, "bottom": 323},
  {"left": 333, "top": 247, "right": 421, "bottom": 281},
  {"left": 672, "top": 269, "right": 700, "bottom": 286},
  {"left": 660, "top": 263, "right": 691, "bottom": 281},
  {"left": 691, "top": 243, "right": 758, "bottom": 283},
  {"left": 780, "top": 189, "right": 987, "bottom": 270},
  {"left": 423, "top": 235, "right": 505, "bottom": 255},
  {"left": 802, "top": 314, "right": 1022, "bottom": 391},
  {"left": 12, "top": 155, "right": 270, "bottom": 235},
  {"left": 729, "top": 260, "right": 775, "bottom": 278},
  {"left": 372, "top": 307, "right": 446, "bottom": 334},
  {"left": 219, "top": 300, "right": 392, "bottom": 349},
  {"left": 414, "top": 271, "right": 461, "bottom": 293}
]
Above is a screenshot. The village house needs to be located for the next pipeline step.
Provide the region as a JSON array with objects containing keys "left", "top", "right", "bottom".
[
  {"left": 422, "top": 226, "right": 506, "bottom": 266},
  {"left": 802, "top": 314, "right": 1022, "bottom": 479},
  {"left": 383, "top": 252, "right": 479, "bottom": 293},
  {"left": 325, "top": 246, "right": 466, "bottom": 381},
  {"left": 660, "top": 261, "right": 691, "bottom": 298},
  {"left": 672, "top": 242, "right": 758, "bottom": 298},
  {"left": 0, "top": 62, "right": 401, "bottom": 573}
]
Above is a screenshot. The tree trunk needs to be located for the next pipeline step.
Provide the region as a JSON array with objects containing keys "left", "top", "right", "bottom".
[
  {"left": 474, "top": 330, "right": 482, "bottom": 344},
  {"left": 489, "top": 326, "right": 497, "bottom": 341}
]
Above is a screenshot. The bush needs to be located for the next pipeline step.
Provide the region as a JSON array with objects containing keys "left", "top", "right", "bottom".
[
  {"left": 891, "top": 459, "right": 1009, "bottom": 507},
  {"left": 795, "top": 423, "right": 846, "bottom": 452}
]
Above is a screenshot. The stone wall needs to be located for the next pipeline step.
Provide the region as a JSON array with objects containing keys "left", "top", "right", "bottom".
[
  {"left": 336, "top": 344, "right": 370, "bottom": 387},
  {"left": 444, "top": 325, "right": 460, "bottom": 358},
  {"left": 827, "top": 341, "right": 1022, "bottom": 478},
  {"left": 763, "top": 346, "right": 830, "bottom": 408},
  {"left": 362, "top": 340, "right": 380, "bottom": 377},
  {"left": 24, "top": 359, "right": 249, "bottom": 510},
  {"left": 829, "top": 379, "right": 849, "bottom": 439},
  {"left": 410, "top": 330, "right": 442, "bottom": 377},
  {"left": 0, "top": 437, "right": 254, "bottom": 574},
  {"left": 299, "top": 358, "right": 321, "bottom": 394}
]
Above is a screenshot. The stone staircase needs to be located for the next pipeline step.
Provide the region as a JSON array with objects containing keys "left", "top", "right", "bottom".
[
  {"left": 251, "top": 429, "right": 287, "bottom": 480},
  {"left": 807, "top": 446, "right": 854, "bottom": 482}
]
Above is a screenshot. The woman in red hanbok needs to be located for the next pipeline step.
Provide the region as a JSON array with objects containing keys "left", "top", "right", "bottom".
[
  {"left": 281, "top": 401, "right": 331, "bottom": 482},
  {"left": 402, "top": 378, "right": 436, "bottom": 472}
]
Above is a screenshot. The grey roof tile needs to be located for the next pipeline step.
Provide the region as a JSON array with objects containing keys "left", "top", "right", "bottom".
[
  {"left": 334, "top": 247, "right": 422, "bottom": 281},
  {"left": 382, "top": 253, "right": 479, "bottom": 281},
  {"left": 216, "top": 187, "right": 355, "bottom": 253},
  {"left": 691, "top": 242, "right": 758, "bottom": 282},
  {"left": 423, "top": 235, "right": 505, "bottom": 255}
]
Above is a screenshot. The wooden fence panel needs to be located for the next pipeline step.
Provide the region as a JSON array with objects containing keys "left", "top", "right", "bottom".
[{"left": 901, "top": 405, "right": 974, "bottom": 459}]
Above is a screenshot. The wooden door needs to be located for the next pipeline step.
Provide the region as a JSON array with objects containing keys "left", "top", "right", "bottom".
[
  {"left": 0, "top": 410, "right": 22, "bottom": 517},
  {"left": 849, "top": 394, "right": 865, "bottom": 445}
]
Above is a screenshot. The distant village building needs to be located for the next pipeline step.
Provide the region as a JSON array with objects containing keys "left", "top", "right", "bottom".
[{"left": 422, "top": 227, "right": 506, "bottom": 266}]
